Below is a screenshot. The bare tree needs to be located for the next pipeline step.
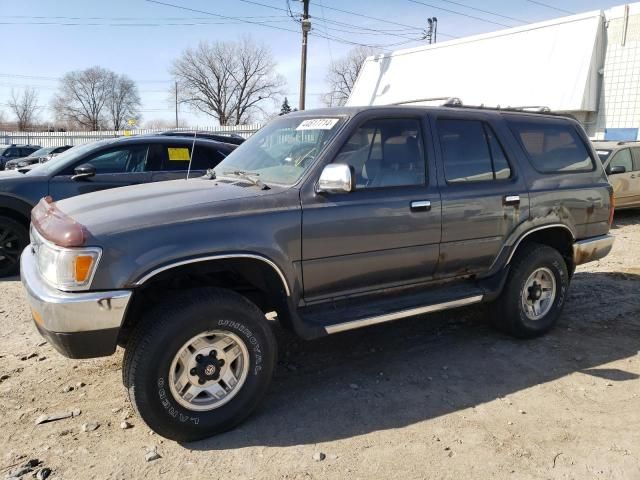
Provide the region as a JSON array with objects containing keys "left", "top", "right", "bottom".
[
  {"left": 324, "top": 47, "right": 376, "bottom": 107},
  {"left": 172, "top": 37, "right": 286, "bottom": 125},
  {"left": 8, "top": 87, "right": 39, "bottom": 131},
  {"left": 108, "top": 74, "right": 141, "bottom": 130},
  {"left": 53, "top": 66, "right": 140, "bottom": 131}
]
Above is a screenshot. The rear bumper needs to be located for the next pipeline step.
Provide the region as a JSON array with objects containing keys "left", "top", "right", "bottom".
[
  {"left": 20, "top": 246, "right": 132, "bottom": 359},
  {"left": 573, "top": 234, "right": 615, "bottom": 266}
]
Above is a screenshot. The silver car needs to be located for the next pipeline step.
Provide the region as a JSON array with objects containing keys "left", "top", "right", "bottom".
[{"left": 593, "top": 141, "right": 640, "bottom": 210}]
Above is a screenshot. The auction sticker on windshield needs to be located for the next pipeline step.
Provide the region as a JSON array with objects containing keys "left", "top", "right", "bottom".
[{"left": 296, "top": 118, "right": 340, "bottom": 130}]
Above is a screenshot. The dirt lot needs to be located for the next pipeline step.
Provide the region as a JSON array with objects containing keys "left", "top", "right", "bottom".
[{"left": 1, "top": 212, "right": 640, "bottom": 480}]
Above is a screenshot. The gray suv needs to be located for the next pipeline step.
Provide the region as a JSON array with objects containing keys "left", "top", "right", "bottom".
[{"left": 21, "top": 106, "right": 615, "bottom": 441}]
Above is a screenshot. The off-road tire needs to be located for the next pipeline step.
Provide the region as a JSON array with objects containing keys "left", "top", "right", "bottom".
[
  {"left": 0, "top": 217, "right": 28, "bottom": 277},
  {"left": 492, "top": 243, "right": 569, "bottom": 338},
  {"left": 122, "top": 287, "right": 277, "bottom": 442}
]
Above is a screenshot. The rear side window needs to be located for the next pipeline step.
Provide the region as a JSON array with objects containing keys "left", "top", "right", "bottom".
[
  {"left": 631, "top": 147, "right": 640, "bottom": 171},
  {"left": 507, "top": 119, "right": 593, "bottom": 173},
  {"left": 437, "top": 119, "right": 512, "bottom": 183},
  {"left": 148, "top": 143, "right": 227, "bottom": 171}
]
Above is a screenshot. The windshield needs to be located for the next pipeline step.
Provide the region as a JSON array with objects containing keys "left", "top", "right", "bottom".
[
  {"left": 214, "top": 115, "right": 345, "bottom": 186},
  {"left": 596, "top": 149, "right": 612, "bottom": 163},
  {"left": 28, "top": 147, "right": 55, "bottom": 158},
  {"left": 0, "top": 148, "right": 7, "bottom": 156},
  {"left": 28, "top": 140, "right": 113, "bottom": 175}
]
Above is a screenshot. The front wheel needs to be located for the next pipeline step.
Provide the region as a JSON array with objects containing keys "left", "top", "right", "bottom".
[
  {"left": 0, "top": 217, "right": 28, "bottom": 277},
  {"left": 492, "top": 243, "right": 569, "bottom": 338},
  {"left": 123, "top": 288, "right": 277, "bottom": 442}
]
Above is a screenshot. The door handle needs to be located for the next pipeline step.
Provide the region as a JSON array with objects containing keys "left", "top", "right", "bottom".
[
  {"left": 410, "top": 200, "right": 431, "bottom": 212},
  {"left": 503, "top": 194, "right": 520, "bottom": 206}
]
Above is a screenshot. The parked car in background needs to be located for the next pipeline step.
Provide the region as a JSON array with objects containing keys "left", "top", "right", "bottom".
[
  {"left": 0, "top": 144, "right": 41, "bottom": 170},
  {"left": 0, "top": 134, "right": 237, "bottom": 276},
  {"left": 21, "top": 106, "right": 614, "bottom": 441},
  {"left": 593, "top": 140, "right": 640, "bottom": 209},
  {"left": 4, "top": 145, "right": 73, "bottom": 170}
]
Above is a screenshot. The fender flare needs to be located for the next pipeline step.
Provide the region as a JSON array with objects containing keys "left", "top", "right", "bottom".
[{"left": 133, "top": 253, "right": 291, "bottom": 297}]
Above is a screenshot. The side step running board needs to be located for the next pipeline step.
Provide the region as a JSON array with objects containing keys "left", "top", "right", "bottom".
[{"left": 324, "top": 295, "right": 484, "bottom": 334}]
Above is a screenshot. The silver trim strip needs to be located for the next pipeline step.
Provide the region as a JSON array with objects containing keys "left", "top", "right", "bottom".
[
  {"left": 504, "top": 195, "right": 520, "bottom": 203},
  {"left": 504, "top": 224, "right": 575, "bottom": 266},
  {"left": 134, "top": 254, "right": 291, "bottom": 296},
  {"left": 324, "top": 295, "right": 484, "bottom": 334}
]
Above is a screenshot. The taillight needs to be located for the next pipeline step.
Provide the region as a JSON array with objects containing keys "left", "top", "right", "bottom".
[{"left": 608, "top": 189, "right": 615, "bottom": 227}]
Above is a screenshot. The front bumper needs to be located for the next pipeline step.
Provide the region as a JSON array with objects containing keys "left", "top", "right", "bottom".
[
  {"left": 573, "top": 234, "right": 615, "bottom": 266},
  {"left": 20, "top": 246, "right": 132, "bottom": 359}
]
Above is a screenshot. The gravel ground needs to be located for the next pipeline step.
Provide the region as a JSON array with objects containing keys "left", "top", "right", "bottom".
[{"left": 1, "top": 211, "right": 639, "bottom": 480}]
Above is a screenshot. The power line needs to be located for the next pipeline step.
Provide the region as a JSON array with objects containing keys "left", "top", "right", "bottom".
[
  {"left": 435, "top": 0, "right": 528, "bottom": 23},
  {"left": 524, "top": 0, "right": 575, "bottom": 15},
  {"left": 406, "top": 0, "right": 514, "bottom": 28}
]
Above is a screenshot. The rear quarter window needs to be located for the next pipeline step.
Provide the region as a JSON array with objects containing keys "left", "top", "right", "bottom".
[{"left": 507, "top": 118, "right": 594, "bottom": 173}]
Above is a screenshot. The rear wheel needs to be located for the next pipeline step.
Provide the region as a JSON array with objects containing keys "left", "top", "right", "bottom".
[
  {"left": 123, "top": 288, "right": 277, "bottom": 442},
  {"left": 0, "top": 217, "right": 28, "bottom": 277},
  {"left": 492, "top": 243, "right": 569, "bottom": 338}
]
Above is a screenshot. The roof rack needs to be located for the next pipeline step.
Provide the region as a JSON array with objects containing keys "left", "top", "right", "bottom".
[
  {"left": 160, "top": 130, "right": 245, "bottom": 145},
  {"left": 393, "top": 96, "right": 463, "bottom": 107},
  {"left": 442, "top": 102, "right": 576, "bottom": 119},
  {"left": 616, "top": 140, "right": 640, "bottom": 145}
]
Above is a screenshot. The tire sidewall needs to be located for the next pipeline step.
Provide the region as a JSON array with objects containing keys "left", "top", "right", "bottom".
[
  {"left": 0, "top": 217, "right": 28, "bottom": 277},
  {"left": 513, "top": 250, "right": 568, "bottom": 334},
  {"left": 132, "top": 295, "right": 275, "bottom": 440}
]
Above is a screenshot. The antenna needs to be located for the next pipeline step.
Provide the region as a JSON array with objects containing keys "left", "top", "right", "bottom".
[{"left": 187, "top": 130, "right": 197, "bottom": 180}]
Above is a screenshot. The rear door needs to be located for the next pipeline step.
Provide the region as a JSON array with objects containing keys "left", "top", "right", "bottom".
[
  {"left": 432, "top": 112, "right": 529, "bottom": 278},
  {"left": 150, "top": 142, "right": 228, "bottom": 182},
  {"left": 606, "top": 148, "right": 636, "bottom": 208},
  {"left": 48, "top": 143, "right": 151, "bottom": 200}
]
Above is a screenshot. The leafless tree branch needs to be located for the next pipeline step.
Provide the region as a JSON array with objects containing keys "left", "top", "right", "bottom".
[
  {"left": 172, "top": 37, "right": 286, "bottom": 126},
  {"left": 323, "top": 46, "right": 376, "bottom": 107},
  {"left": 8, "top": 87, "right": 39, "bottom": 131}
]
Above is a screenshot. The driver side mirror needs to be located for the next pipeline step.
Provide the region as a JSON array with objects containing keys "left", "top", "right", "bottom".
[
  {"left": 71, "top": 163, "right": 96, "bottom": 181},
  {"left": 316, "top": 164, "right": 355, "bottom": 194},
  {"left": 608, "top": 165, "right": 626, "bottom": 175}
]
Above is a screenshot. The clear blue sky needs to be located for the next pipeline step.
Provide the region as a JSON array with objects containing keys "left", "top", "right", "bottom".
[{"left": 0, "top": 0, "right": 628, "bottom": 127}]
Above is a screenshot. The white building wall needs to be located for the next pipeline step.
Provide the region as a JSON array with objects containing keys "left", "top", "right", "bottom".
[{"left": 595, "top": 4, "right": 640, "bottom": 140}]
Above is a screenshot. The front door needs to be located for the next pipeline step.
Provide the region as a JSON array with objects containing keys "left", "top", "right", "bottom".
[
  {"left": 607, "top": 147, "right": 640, "bottom": 208},
  {"left": 432, "top": 113, "right": 529, "bottom": 278},
  {"left": 301, "top": 115, "right": 441, "bottom": 302},
  {"left": 49, "top": 144, "right": 151, "bottom": 200}
]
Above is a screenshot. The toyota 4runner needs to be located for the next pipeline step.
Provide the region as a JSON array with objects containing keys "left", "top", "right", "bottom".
[{"left": 21, "top": 106, "right": 615, "bottom": 441}]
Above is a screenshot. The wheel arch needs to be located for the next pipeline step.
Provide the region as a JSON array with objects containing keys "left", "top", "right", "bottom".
[
  {"left": 119, "top": 255, "right": 294, "bottom": 347},
  {"left": 0, "top": 195, "right": 33, "bottom": 228},
  {"left": 507, "top": 224, "right": 575, "bottom": 273}
]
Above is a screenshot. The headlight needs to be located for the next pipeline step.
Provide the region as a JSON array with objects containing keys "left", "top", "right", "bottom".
[{"left": 33, "top": 232, "right": 101, "bottom": 291}]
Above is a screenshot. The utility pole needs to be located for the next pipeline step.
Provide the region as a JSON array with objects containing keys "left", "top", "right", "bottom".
[
  {"left": 174, "top": 80, "right": 179, "bottom": 128},
  {"left": 299, "top": 0, "right": 311, "bottom": 111},
  {"left": 424, "top": 17, "right": 438, "bottom": 44}
]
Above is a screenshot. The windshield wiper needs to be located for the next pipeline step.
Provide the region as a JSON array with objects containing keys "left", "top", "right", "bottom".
[{"left": 223, "top": 170, "right": 270, "bottom": 190}]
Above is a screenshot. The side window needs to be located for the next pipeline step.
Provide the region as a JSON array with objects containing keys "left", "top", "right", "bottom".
[
  {"left": 507, "top": 118, "right": 593, "bottom": 173},
  {"left": 160, "top": 144, "right": 193, "bottom": 171},
  {"left": 191, "top": 145, "right": 227, "bottom": 170},
  {"left": 630, "top": 147, "right": 640, "bottom": 171},
  {"left": 65, "top": 145, "right": 149, "bottom": 175},
  {"left": 333, "top": 118, "right": 426, "bottom": 189},
  {"left": 438, "top": 119, "right": 511, "bottom": 183},
  {"left": 609, "top": 149, "right": 633, "bottom": 173}
]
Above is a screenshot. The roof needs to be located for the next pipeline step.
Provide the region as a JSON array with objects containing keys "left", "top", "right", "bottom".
[
  {"left": 347, "top": 10, "right": 605, "bottom": 113},
  {"left": 592, "top": 140, "right": 640, "bottom": 149}
]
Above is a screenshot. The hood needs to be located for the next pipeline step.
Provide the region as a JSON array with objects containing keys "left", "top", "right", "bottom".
[{"left": 56, "top": 176, "right": 290, "bottom": 238}]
